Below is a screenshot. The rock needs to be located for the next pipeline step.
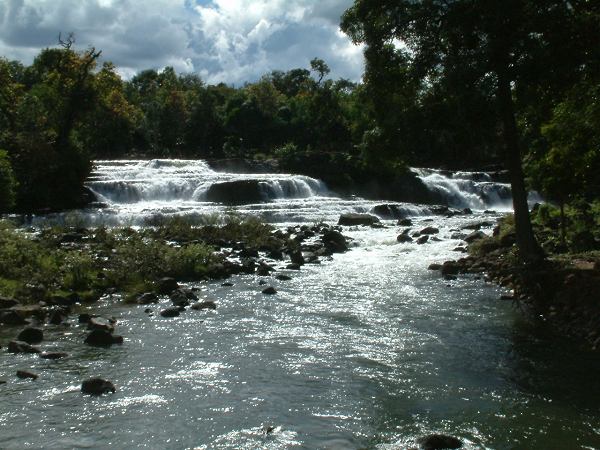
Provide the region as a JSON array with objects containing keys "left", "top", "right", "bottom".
[
  {"left": 419, "top": 226, "right": 439, "bottom": 235},
  {"left": 39, "top": 352, "right": 68, "bottom": 360},
  {"left": 160, "top": 307, "right": 181, "bottom": 318},
  {"left": 428, "top": 263, "right": 442, "bottom": 271},
  {"left": 48, "top": 310, "right": 66, "bottom": 325},
  {"left": 8, "top": 340, "right": 41, "bottom": 354},
  {"left": 16, "top": 370, "right": 38, "bottom": 380},
  {"left": 262, "top": 286, "right": 277, "bottom": 295},
  {"left": 371, "top": 204, "right": 406, "bottom": 219},
  {"left": 0, "top": 297, "right": 19, "bottom": 309},
  {"left": 397, "top": 234, "right": 413, "bottom": 243},
  {"left": 322, "top": 230, "right": 348, "bottom": 253},
  {"left": 450, "top": 233, "right": 467, "bottom": 240},
  {"left": 417, "top": 434, "right": 462, "bottom": 450},
  {"left": 464, "top": 231, "right": 487, "bottom": 243},
  {"left": 191, "top": 300, "right": 217, "bottom": 311},
  {"left": 443, "top": 274, "right": 457, "bottom": 281},
  {"left": 17, "top": 327, "right": 43, "bottom": 344},
  {"left": 157, "top": 277, "right": 179, "bottom": 295},
  {"left": 416, "top": 235, "right": 429, "bottom": 245},
  {"left": 84, "top": 330, "right": 123, "bottom": 347},
  {"left": 81, "top": 377, "right": 116, "bottom": 395},
  {"left": 276, "top": 274, "right": 292, "bottom": 281},
  {"left": 87, "top": 317, "right": 114, "bottom": 333},
  {"left": 221, "top": 282, "right": 234, "bottom": 287},
  {"left": 453, "top": 246, "right": 467, "bottom": 253},
  {"left": 136, "top": 292, "right": 159, "bottom": 305},
  {"left": 441, "top": 261, "right": 461, "bottom": 276},
  {"left": 286, "top": 263, "right": 301, "bottom": 270},
  {"left": 0, "top": 380, "right": 6, "bottom": 384},
  {"left": 0, "top": 310, "right": 28, "bottom": 326},
  {"left": 144, "top": 308, "right": 153, "bottom": 314},
  {"left": 462, "top": 208, "right": 473, "bottom": 215},
  {"left": 288, "top": 250, "right": 305, "bottom": 266},
  {"left": 205, "top": 180, "right": 265, "bottom": 204},
  {"left": 398, "top": 218, "right": 413, "bottom": 226},
  {"left": 338, "top": 213, "right": 380, "bottom": 226}
]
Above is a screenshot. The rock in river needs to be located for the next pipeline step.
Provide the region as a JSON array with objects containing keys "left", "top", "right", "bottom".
[
  {"left": 262, "top": 286, "right": 277, "bottom": 295},
  {"left": 81, "top": 377, "right": 116, "bottom": 395},
  {"left": 17, "top": 327, "right": 43, "bottom": 344},
  {"left": 417, "top": 434, "right": 462, "bottom": 450},
  {"left": 16, "top": 370, "right": 38, "bottom": 380},
  {"left": 8, "top": 340, "right": 41, "bottom": 354},
  {"left": 85, "top": 330, "right": 123, "bottom": 347},
  {"left": 338, "top": 213, "right": 380, "bottom": 226},
  {"left": 160, "top": 307, "right": 181, "bottom": 318}
]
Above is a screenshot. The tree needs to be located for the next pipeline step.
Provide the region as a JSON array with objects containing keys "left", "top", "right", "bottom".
[
  {"left": 310, "top": 58, "right": 330, "bottom": 85},
  {"left": 341, "top": 0, "right": 599, "bottom": 261},
  {"left": 0, "top": 150, "right": 17, "bottom": 212}
]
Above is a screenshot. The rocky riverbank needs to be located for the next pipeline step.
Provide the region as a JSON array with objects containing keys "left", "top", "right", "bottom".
[
  {"left": 427, "top": 216, "right": 600, "bottom": 350},
  {"left": 0, "top": 216, "right": 355, "bottom": 389}
]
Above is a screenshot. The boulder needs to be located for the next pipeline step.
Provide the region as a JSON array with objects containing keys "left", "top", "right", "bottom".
[
  {"left": 397, "top": 234, "right": 413, "bottom": 243},
  {"left": 157, "top": 277, "right": 179, "bottom": 295},
  {"left": 428, "top": 263, "right": 442, "bottom": 271},
  {"left": 87, "top": 317, "right": 114, "bottom": 333},
  {"left": 288, "top": 250, "right": 305, "bottom": 266},
  {"left": 160, "top": 307, "right": 181, "bottom": 318},
  {"left": 276, "top": 274, "right": 292, "bottom": 281},
  {"left": 84, "top": 330, "right": 123, "bottom": 347},
  {"left": 16, "top": 370, "right": 38, "bottom": 380},
  {"left": 81, "top": 377, "right": 116, "bottom": 395},
  {"left": 17, "top": 327, "right": 43, "bottom": 344},
  {"left": 0, "top": 310, "right": 29, "bottom": 326},
  {"left": 338, "top": 213, "right": 380, "bottom": 226},
  {"left": 8, "top": 340, "right": 41, "bottom": 354},
  {"left": 416, "top": 235, "right": 429, "bottom": 245},
  {"left": 0, "top": 297, "right": 19, "bottom": 309},
  {"left": 398, "top": 218, "right": 413, "bottom": 226},
  {"left": 48, "top": 310, "right": 66, "bottom": 325},
  {"left": 464, "top": 231, "right": 487, "bottom": 243},
  {"left": 205, "top": 180, "right": 265, "bottom": 204},
  {"left": 417, "top": 434, "right": 462, "bottom": 450},
  {"left": 262, "top": 286, "right": 277, "bottom": 295},
  {"left": 191, "top": 300, "right": 217, "bottom": 311},
  {"left": 39, "top": 352, "right": 68, "bottom": 360},
  {"left": 371, "top": 204, "right": 405, "bottom": 219},
  {"left": 441, "top": 261, "right": 461, "bottom": 276},
  {"left": 419, "top": 226, "right": 439, "bottom": 235},
  {"left": 322, "top": 230, "right": 348, "bottom": 253},
  {"left": 136, "top": 292, "right": 159, "bottom": 305}
]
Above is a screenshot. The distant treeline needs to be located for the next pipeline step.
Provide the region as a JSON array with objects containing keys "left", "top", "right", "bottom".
[{"left": 1, "top": 0, "right": 599, "bottom": 223}]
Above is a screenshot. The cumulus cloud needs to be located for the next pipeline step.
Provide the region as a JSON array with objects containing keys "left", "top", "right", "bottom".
[{"left": 0, "top": 0, "right": 364, "bottom": 84}]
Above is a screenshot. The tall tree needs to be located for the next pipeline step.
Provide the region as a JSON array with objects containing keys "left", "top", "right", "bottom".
[{"left": 341, "top": 0, "right": 599, "bottom": 261}]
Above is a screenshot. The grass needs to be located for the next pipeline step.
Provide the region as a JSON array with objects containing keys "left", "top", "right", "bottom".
[{"left": 0, "top": 214, "right": 279, "bottom": 304}]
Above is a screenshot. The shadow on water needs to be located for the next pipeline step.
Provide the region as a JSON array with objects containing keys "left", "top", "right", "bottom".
[{"left": 506, "top": 316, "right": 600, "bottom": 412}]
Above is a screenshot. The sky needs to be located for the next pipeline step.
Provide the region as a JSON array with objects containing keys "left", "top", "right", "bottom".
[{"left": 0, "top": 0, "right": 364, "bottom": 85}]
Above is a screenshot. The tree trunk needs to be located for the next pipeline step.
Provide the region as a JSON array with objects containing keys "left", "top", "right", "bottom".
[{"left": 497, "top": 70, "right": 542, "bottom": 262}]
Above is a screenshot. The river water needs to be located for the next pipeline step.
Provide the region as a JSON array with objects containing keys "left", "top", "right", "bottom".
[{"left": 1, "top": 160, "right": 598, "bottom": 449}]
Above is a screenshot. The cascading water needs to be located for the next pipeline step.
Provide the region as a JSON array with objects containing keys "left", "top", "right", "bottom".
[{"left": 3, "top": 160, "right": 597, "bottom": 450}]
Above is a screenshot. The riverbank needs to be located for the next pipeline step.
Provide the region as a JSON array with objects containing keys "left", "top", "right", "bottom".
[{"left": 429, "top": 215, "right": 600, "bottom": 350}]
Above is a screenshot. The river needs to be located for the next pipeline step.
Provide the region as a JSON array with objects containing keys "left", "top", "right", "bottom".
[{"left": 0, "top": 160, "right": 599, "bottom": 449}]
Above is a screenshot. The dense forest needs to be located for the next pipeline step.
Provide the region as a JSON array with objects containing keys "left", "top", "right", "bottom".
[{"left": 0, "top": 2, "right": 599, "bottom": 256}]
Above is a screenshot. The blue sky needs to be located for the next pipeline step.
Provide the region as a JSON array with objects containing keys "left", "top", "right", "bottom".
[{"left": 0, "top": 0, "right": 364, "bottom": 84}]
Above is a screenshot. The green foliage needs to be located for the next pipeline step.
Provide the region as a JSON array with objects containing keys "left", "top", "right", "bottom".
[{"left": 0, "top": 149, "right": 17, "bottom": 211}]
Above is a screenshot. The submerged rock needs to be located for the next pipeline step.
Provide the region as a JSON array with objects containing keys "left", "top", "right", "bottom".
[
  {"left": 417, "top": 434, "right": 462, "bottom": 450},
  {"left": 17, "top": 327, "right": 43, "bottom": 344},
  {"left": 397, "top": 234, "right": 413, "bottom": 243},
  {"left": 338, "top": 213, "right": 380, "bottom": 226},
  {"left": 16, "top": 370, "right": 38, "bottom": 380},
  {"left": 276, "top": 274, "right": 292, "bottom": 281},
  {"left": 136, "top": 292, "right": 159, "bottom": 305},
  {"left": 39, "top": 352, "right": 69, "bottom": 360},
  {"left": 85, "top": 330, "right": 123, "bottom": 347},
  {"left": 8, "top": 340, "right": 41, "bottom": 354},
  {"left": 191, "top": 300, "right": 217, "bottom": 311},
  {"left": 160, "top": 307, "right": 181, "bottom": 318},
  {"left": 262, "top": 286, "right": 277, "bottom": 295},
  {"left": 81, "top": 377, "right": 116, "bottom": 395}
]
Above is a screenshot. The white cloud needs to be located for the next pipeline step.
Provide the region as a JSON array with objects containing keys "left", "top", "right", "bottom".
[{"left": 0, "top": 0, "right": 364, "bottom": 84}]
